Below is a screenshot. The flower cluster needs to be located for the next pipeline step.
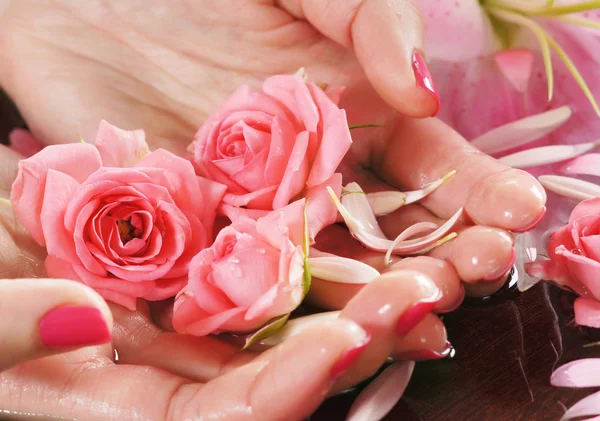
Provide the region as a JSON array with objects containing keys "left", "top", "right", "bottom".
[{"left": 9, "top": 72, "right": 460, "bottom": 340}]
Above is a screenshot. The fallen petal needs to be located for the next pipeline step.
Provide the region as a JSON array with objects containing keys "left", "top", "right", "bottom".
[
  {"left": 538, "top": 175, "right": 600, "bottom": 201},
  {"left": 365, "top": 191, "right": 406, "bottom": 216},
  {"left": 470, "top": 106, "right": 572, "bottom": 155},
  {"left": 561, "top": 390, "right": 600, "bottom": 420},
  {"left": 403, "top": 170, "right": 456, "bottom": 206},
  {"left": 259, "top": 311, "right": 341, "bottom": 347},
  {"left": 384, "top": 222, "right": 439, "bottom": 264},
  {"left": 308, "top": 256, "right": 380, "bottom": 284},
  {"left": 499, "top": 140, "right": 600, "bottom": 169},
  {"left": 346, "top": 361, "right": 415, "bottom": 421},
  {"left": 561, "top": 154, "right": 600, "bottom": 177},
  {"left": 575, "top": 298, "right": 600, "bottom": 329},
  {"left": 552, "top": 358, "right": 600, "bottom": 388}
]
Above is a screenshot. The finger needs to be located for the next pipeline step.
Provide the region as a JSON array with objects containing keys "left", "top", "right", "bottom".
[
  {"left": 389, "top": 256, "right": 463, "bottom": 313},
  {"left": 376, "top": 117, "right": 547, "bottom": 231},
  {"left": 332, "top": 269, "right": 441, "bottom": 393},
  {"left": 173, "top": 319, "right": 369, "bottom": 421},
  {"left": 379, "top": 204, "right": 515, "bottom": 290},
  {"left": 110, "top": 302, "right": 256, "bottom": 382},
  {"left": 392, "top": 313, "right": 449, "bottom": 360},
  {"left": 0, "top": 278, "right": 113, "bottom": 370},
  {"left": 275, "top": 0, "right": 440, "bottom": 117},
  {"left": 0, "top": 144, "right": 21, "bottom": 194}
]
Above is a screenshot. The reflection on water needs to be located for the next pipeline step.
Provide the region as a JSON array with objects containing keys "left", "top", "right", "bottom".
[{"left": 313, "top": 280, "right": 600, "bottom": 421}]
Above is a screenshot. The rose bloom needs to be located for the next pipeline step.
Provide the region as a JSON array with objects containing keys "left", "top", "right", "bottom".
[
  {"left": 190, "top": 73, "right": 350, "bottom": 235},
  {"left": 10, "top": 121, "right": 225, "bottom": 310},
  {"left": 172, "top": 200, "right": 308, "bottom": 336},
  {"left": 527, "top": 197, "right": 600, "bottom": 307}
]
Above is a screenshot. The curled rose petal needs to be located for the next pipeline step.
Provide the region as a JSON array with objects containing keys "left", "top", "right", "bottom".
[
  {"left": 499, "top": 140, "right": 600, "bottom": 169},
  {"left": 538, "top": 175, "right": 600, "bottom": 201},
  {"left": 329, "top": 184, "right": 462, "bottom": 256},
  {"left": 552, "top": 358, "right": 600, "bottom": 388},
  {"left": 574, "top": 297, "right": 600, "bottom": 329},
  {"left": 346, "top": 361, "right": 415, "bottom": 421},
  {"left": 308, "top": 256, "right": 380, "bottom": 284},
  {"left": 259, "top": 311, "right": 341, "bottom": 347},
  {"left": 470, "top": 106, "right": 572, "bottom": 155},
  {"left": 384, "top": 222, "right": 439, "bottom": 264}
]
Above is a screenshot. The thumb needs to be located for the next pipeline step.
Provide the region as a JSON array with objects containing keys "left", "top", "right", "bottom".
[
  {"left": 0, "top": 278, "right": 113, "bottom": 371},
  {"left": 277, "top": 0, "right": 439, "bottom": 117}
]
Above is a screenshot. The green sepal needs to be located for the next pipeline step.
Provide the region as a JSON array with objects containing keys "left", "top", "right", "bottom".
[
  {"left": 242, "top": 313, "right": 291, "bottom": 351},
  {"left": 302, "top": 198, "right": 311, "bottom": 297}
]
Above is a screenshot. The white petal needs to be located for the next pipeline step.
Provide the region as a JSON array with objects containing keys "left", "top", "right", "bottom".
[
  {"left": 346, "top": 361, "right": 415, "bottom": 421},
  {"left": 538, "top": 175, "right": 600, "bottom": 201},
  {"left": 470, "top": 106, "right": 572, "bottom": 155},
  {"left": 366, "top": 191, "right": 406, "bottom": 216},
  {"left": 499, "top": 140, "right": 600, "bottom": 169},
  {"left": 308, "top": 256, "right": 380, "bottom": 284}
]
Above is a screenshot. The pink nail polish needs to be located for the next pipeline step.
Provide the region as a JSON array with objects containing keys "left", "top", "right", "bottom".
[
  {"left": 512, "top": 206, "right": 547, "bottom": 233},
  {"left": 397, "top": 295, "right": 441, "bottom": 336},
  {"left": 394, "top": 341, "right": 453, "bottom": 361},
  {"left": 412, "top": 49, "right": 441, "bottom": 116},
  {"left": 330, "top": 334, "right": 371, "bottom": 381},
  {"left": 483, "top": 249, "right": 516, "bottom": 282},
  {"left": 40, "top": 306, "right": 111, "bottom": 349}
]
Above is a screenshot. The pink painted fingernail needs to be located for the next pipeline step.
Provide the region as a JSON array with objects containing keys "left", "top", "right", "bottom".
[
  {"left": 512, "top": 206, "right": 547, "bottom": 233},
  {"left": 40, "top": 306, "right": 111, "bottom": 349},
  {"left": 412, "top": 49, "right": 441, "bottom": 116},
  {"left": 330, "top": 334, "right": 371, "bottom": 381},
  {"left": 395, "top": 342, "right": 453, "bottom": 361},
  {"left": 483, "top": 249, "right": 516, "bottom": 282},
  {"left": 397, "top": 294, "right": 442, "bottom": 336}
]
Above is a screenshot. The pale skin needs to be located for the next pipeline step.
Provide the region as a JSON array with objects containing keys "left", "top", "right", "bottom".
[{"left": 0, "top": 0, "right": 547, "bottom": 419}]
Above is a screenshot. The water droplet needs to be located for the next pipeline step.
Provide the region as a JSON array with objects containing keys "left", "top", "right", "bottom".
[
  {"left": 257, "top": 248, "right": 266, "bottom": 255},
  {"left": 572, "top": 248, "right": 583, "bottom": 255},
  {"left": 230, "top": 257, "right": 240, "bottom": 264}
]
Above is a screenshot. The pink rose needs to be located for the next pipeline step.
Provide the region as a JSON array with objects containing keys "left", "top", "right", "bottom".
[
  {"left": 190, "top": 74, "right": 351, "bottom": 237},
  {"left": 172, "top": 200, "right": 308, "bottom": 336},
  {"left": 11, "top": 121, "right": 226, "bottom": 310},
  {"left": 527, "top": 197, "right": 600, "bottom": 299}
]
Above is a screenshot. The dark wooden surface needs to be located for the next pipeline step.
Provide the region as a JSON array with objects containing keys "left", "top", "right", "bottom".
[{"left": 2, "top": 90, "right": 599, "bottom": 421}]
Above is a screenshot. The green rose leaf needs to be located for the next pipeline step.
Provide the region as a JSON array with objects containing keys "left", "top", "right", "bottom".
[{"left": 242, "top": 313, "right": 291, "bottom": 351}]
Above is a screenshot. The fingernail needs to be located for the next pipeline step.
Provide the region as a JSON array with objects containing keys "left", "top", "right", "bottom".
[
  {"left": 397, "top": 293, "right": 441, "bottom": 336},
  {"left": 395, "top": 341, "right": 453, "bottom": 361},
  {"left": 40, "top": 306, "right": 111, "bottom": 349},
  {"left": 512, "top": 206, "right": 547, "bottom": 233},
  {"left": 483, "top": 249, "right": 516, "bottom": 282},
  {"left": 412, "top": 49, "right": 441, "bottom": 116},
  {"left": 441, "top": 286, "right": 465, "bottom": 313},
  {"left": 330, "top": 333, "right": 371, "bottom": 381}
]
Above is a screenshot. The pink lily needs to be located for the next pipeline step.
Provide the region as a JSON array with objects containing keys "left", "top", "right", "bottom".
[{"left": 419, "top": 0, "right": 600, "bottom": 169}]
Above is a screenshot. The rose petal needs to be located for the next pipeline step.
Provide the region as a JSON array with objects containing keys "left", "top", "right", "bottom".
[
  {"left": 272, "top": 131, "right": 310, "bottom": 209},
  {"left": 574, "top": 298, "right": 600, "bottom": 329},
  {"left": 346, "top": 362, "right": 415, "bottom": 421},
  {"left": 94, "top": 120, "right": 150, "bottom": 167},
  {"left": 569, "top": 198, "right": 600, "bottom": 225},
  {"left": 305, "top": 174, "right": 342, "bottom": 242},
  {"left": 10, "top": 143, "right": 102, "bottom": 245},
  {"left": 262, "top": 75, "right": 320, "bottom": 132},
  {"left": 264, "top": 116, "right": 297, "bottom": 185}
]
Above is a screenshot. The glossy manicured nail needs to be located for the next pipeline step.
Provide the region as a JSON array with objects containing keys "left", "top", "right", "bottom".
[
  {"left": 40, "top": 306, "right": 111, "bottom": 349},
  {"left": 441, "top": 286, "right": 465, "bottom": 313},
  {"left": 412, "top": 49, "right": 441, "bottom": 116},
  {"left": 330, "top": 334, "right": 371, "bottom": 381},
  {"left": 512, "top": 206, "right": 547, "bottom": 233},
  {"left": 483, "top": 249, "right": 516, "bottom": 282},
  {"left": 395, "top": 341, "right": 453, "bottom": 361},
  {"left": 397, "top": 294, "right": 441, "bottom": 336}
]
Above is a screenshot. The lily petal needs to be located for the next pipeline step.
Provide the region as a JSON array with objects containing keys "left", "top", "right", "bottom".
[
  {"left": 561, "top": 153, "right": 600, "bottom": 177},
  {"left": 470, "top": 106, "right": 572, "bottom": 155},
  {"left": 494, "top": 49, "right": 535, "bottom": 94},
  {"left": 346, "top": 361, "right": 415, "bottom": 421},
  {"left": 538, "top": 175, "right": 600, "bottom": 201}
]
